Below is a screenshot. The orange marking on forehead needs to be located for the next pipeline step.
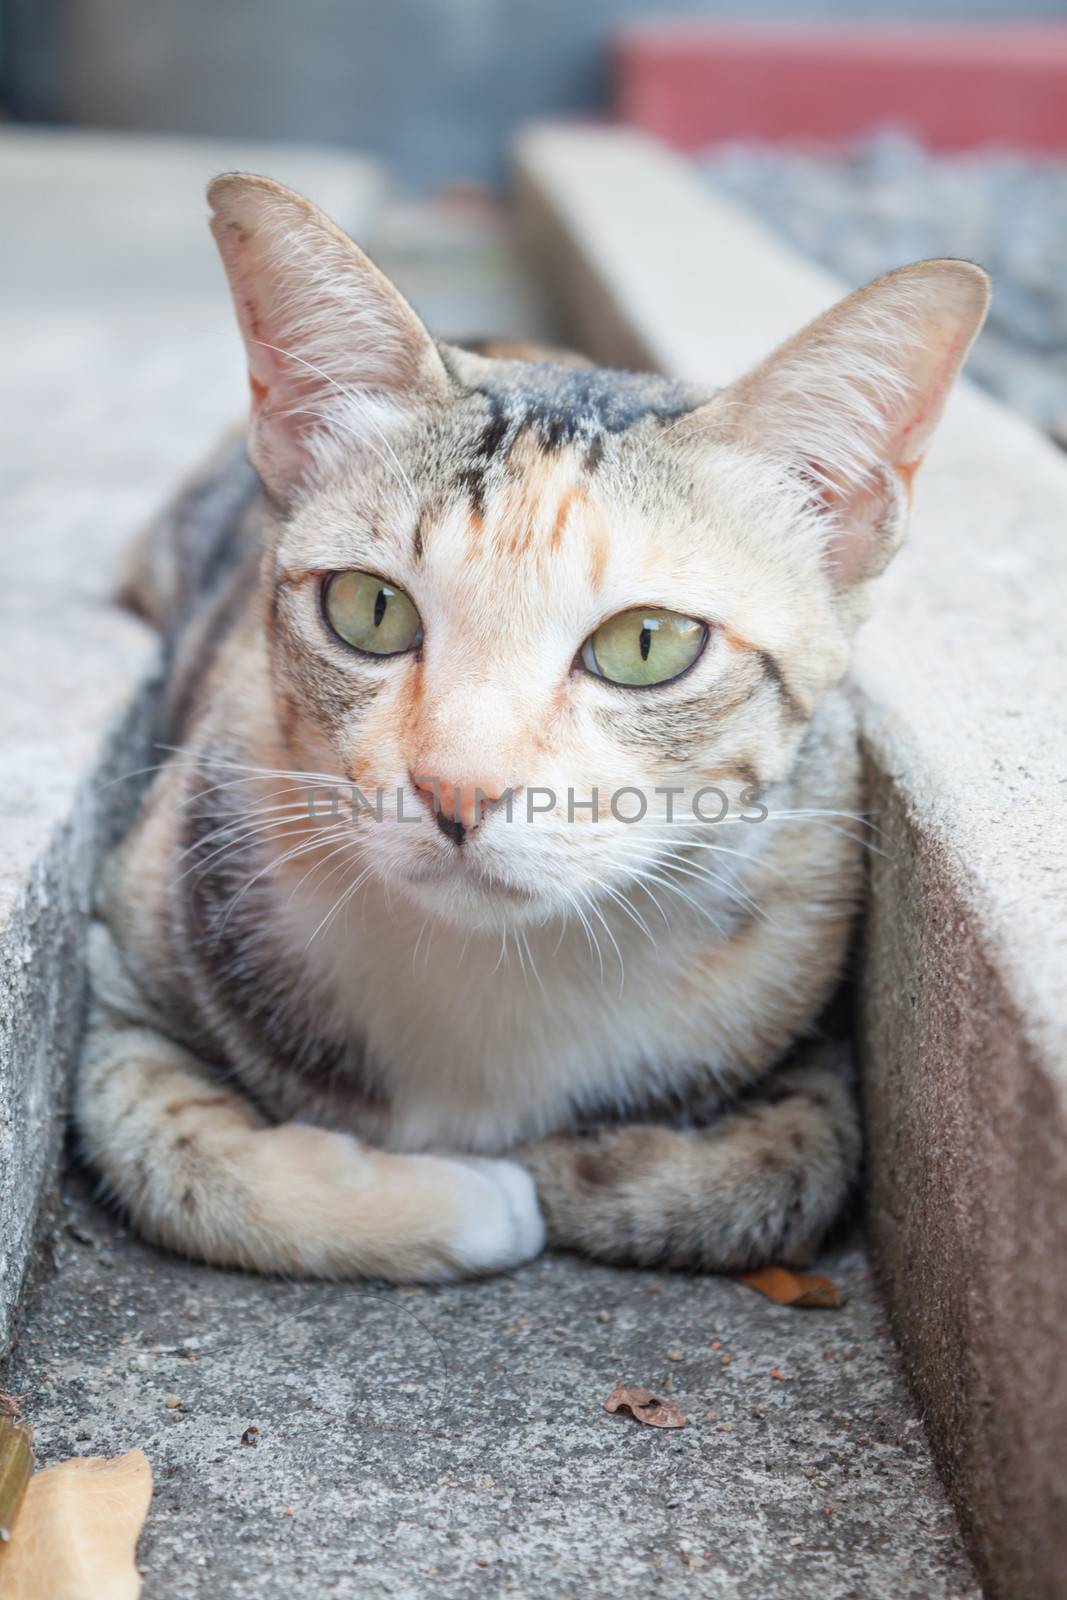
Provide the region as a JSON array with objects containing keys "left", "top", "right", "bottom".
[
  {"left": 495, "top": 436, "right": 591, "bottom": 566},
  {"left": 549, "top": 485, "right": 583, "bottom": 552},
  {"left": 506, "top": 453, "right": 553, "bottom": 558},
  {"left": 413, "top": 504, "right": 431, "bottom": 561},
  {"left": 587, "top": 523, "right": 609, "bottom": 590},
  {"left": 453, "top": 500, "right": 484, "bottom": 560},
  {"left": 450, "top": 470, "right": 485, "bottom": 555}
]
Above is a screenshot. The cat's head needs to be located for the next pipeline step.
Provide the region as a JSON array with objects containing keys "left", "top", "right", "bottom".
[{"left": 208, "top": 174, "right": 988, "bottom": 931}]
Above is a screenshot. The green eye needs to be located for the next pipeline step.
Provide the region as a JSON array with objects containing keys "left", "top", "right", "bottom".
[
  {"left": 581, "top": 607, "right": 707, "bottom": 687},
  {"left": 323, "top": 570, "right": 423, "bottom": 656}
]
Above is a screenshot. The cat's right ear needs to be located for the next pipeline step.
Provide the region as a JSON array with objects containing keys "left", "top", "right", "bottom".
[{"left": 207, "top": 174, "right": 450, "bottom": 502}]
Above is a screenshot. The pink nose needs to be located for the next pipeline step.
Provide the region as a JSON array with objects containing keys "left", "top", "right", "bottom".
[{"left": 412, "top": 773, "right": 510, "bottom": 833}]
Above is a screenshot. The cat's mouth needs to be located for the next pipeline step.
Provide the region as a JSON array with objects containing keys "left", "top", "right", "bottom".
[
  {"left": 401, "top": 853, "right": 541, "bottom": 915},
  {"left": 417, "top": 861, "right": 535, "bottom": 902}
]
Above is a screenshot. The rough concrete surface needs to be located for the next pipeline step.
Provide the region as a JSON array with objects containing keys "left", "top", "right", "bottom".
[
  {"left": 0, "top": 129, "right": 383, "bottom": 1351},
  {"left": 0, "top": 671, "right": 160, "bottom": 1364},
  {"left": 4, "top": 1173, "right": 979, "bottom": 1600},
  {"left": 862, "top": 768, "right": 1067, "bottom": 1600},
  {"left": 514, "top": 126, "right": 1067, "bottom": 1600}
]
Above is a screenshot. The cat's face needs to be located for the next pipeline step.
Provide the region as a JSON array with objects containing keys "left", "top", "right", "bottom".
[
  {"left": 268, "top": 361, "right": 842, "bottom": 929},
  {"left": 209, "top": 175, "right": 988, "bottom": 931}
]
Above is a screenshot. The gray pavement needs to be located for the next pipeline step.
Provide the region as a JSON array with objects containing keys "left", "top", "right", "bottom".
[{"left": 5, "top": 1171, "right": 979, "bottom": 1600}]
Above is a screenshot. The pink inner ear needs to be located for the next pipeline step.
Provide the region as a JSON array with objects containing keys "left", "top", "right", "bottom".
[
  {"left": 809, "top": 460, "right": 911, "bottom": 588},
  {"left": 802, "top": 322, "right": 963, "bottom": 587},
  {"left": 893, "top": 322, "right": 971, "bottom": 464}
]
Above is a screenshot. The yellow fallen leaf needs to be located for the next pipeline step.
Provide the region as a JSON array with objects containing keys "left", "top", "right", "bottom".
[
  {"left": 0, "top": 1419, "right": 33, "bottom": 1543},
  {"left": 0, "top": 1450, "right": 152, "bottom": 1600},
  {"left": 737, "top": 1265, "right": 842, "bottom": 1309}
]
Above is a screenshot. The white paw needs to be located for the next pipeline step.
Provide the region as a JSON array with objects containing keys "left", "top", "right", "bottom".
[{"left": 448, "top": 1157, "right": 546, "bottom": 1274}]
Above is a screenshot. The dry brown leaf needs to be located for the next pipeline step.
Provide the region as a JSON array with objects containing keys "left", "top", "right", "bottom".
[
  {"left": 738, "top": 1264, "right": 842, "bottom": 1309},
  {"left": 602, "top": 1382, "right": 686, "bottom": 1429},
  {"left": 0, "top": 1450, "right": 152, "bottom": 1600}
]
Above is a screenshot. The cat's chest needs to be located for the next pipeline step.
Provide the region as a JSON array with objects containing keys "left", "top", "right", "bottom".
[{"left": 302, "top": 903, "right": 715, "bottom": 1152}]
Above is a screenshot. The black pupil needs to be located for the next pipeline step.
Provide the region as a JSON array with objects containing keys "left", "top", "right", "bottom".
[
  {"left": 639, "top": 624, "right": 652, "bottom": 662},
  {"left": 373, "top": 588, "right": 388, "bottom": 629}
]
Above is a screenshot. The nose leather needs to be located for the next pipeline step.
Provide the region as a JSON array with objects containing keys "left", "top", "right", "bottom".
[
  {"left": 433, "top": 810, "right": 467, "bottom": 846},
  {"left": 412, "top": 774, "right": 509, "bottom": 836}
]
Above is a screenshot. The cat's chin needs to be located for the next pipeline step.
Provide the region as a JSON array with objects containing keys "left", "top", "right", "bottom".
[{"left": 394, "top": 866, "right": 553, "bottom": 932}]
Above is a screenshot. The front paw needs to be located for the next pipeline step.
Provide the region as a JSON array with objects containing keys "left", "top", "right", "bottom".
[{"left": 448, "top": 1157, "right": 546, "bottom": 1274}]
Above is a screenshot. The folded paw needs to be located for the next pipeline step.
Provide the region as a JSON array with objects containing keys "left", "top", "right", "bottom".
[{"left": 447, "top": 1156, "right": 547, "bottom": 1274}]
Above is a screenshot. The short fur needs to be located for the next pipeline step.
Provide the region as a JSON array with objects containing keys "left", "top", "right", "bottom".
[{"left": 77, "top": 175, "right": 989, "bottom": 1281}]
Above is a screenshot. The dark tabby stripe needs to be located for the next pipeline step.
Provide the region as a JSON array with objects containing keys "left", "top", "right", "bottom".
[{"left": 177, "top": 778, "right": 387, "bottom": 1118}]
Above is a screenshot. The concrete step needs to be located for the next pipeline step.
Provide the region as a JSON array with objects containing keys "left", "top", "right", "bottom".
[
  {"left": 513, "top": 123, "right": 1067, "bottom": 1600},
  {"left": 9, "top": 1173, "right": 979, "bottom": 1600},
  {"left": 0, "top": 129, "right": 384, "bottom": 1350}
]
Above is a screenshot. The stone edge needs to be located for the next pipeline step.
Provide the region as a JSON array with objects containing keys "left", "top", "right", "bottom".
[{"left": 0, "top": 664, "right": 164, "bottom": 1354}]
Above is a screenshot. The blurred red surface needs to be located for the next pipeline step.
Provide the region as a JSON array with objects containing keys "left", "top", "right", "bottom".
[{"left": 615, "top": 23, "right": 1067, "bottom": 151}]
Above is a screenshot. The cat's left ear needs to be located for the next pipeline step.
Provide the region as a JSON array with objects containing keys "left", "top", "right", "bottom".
[
  {"left": 702, "top": 260, "right": 990, "bottom": 587},
  {"left": 208, "top": 173, "right": 450, "bottom": 501}
]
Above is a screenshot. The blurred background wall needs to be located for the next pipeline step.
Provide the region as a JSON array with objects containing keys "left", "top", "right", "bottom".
[{"left": 5, "top": 0, "right": 1067, "bottom": 189}]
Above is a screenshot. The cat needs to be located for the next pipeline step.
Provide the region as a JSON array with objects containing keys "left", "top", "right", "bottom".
[{"left": 76, "top": 174, "right": 988, "bottom": 1282}]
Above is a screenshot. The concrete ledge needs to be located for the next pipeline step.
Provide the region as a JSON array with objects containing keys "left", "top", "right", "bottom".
[
  {"left": 515, "top": 124, "right": 1067, "bottom": 1600},
  {"left": 0, "top": 130, "right": 383, "bottom": 1352}
]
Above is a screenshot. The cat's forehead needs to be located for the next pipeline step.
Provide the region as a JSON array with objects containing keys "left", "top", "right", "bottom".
[
  {"left": 423, "top": 361, "right": 705, "bottom": 576},
  {"left": 455, "top": 356, "right": 699, "bottom": 450},
  {"left": 416, "top": 354, "right": 713, "bottom": 536},
  {"left": 286, "top": 357, "right": 731, "bottom": 585}
]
